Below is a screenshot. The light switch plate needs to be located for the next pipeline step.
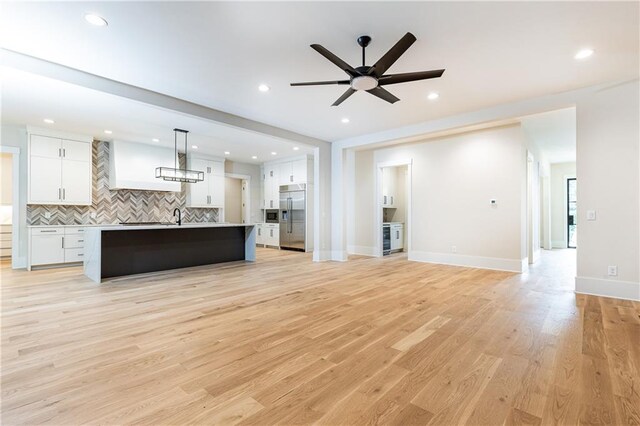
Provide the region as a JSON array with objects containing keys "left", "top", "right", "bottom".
[
  {"left": 608, "top": 265, "right": 618, "bottom": 276},
  {"left": 44, "top": 212, "right": 51, "bottom": 219},
  {"left": 587, "top": 210, "right": 596, "bottom": 220}
]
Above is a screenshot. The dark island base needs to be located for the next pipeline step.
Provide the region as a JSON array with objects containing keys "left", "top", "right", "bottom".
[{"left": 101, "top": 227, "right": 246, "bottom": 279}]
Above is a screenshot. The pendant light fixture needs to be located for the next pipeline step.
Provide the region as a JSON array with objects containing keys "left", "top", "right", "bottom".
[{"left": 155, "top": 128, "right": 204, "bottom": 183}]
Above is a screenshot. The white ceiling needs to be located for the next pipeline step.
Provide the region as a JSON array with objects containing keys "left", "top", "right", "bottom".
[
  {"left": 1, "top": 2, "right": 637, "bottom": 143},
  {"left": 0, "top": 67, "right": 314, "bottom": 164},
  {"left": 521, "top": 108, "right": 576, "bottom": 164}
]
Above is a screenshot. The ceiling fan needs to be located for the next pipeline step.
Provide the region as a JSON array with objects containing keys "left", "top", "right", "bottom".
[{"left": 291, "top": 32, "right": 445, "bottom": 106}]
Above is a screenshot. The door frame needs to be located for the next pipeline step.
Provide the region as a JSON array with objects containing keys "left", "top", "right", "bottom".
[
  {"left": 0, "top": 145, "right": 22, "bottom": 268},
  {"left": 224, "top": 173, "right": 251, "bottom": 224},
  {"left": 374, "top": 159, "right": 412, "bottom": 257},
  {"left": 567, "top": 177, "right": 577, "bottom": 248}
]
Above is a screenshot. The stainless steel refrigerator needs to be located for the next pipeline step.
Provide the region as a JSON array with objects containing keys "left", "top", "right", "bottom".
[{"left": 279, "top": 184, "right": 306, "bottom": 251}]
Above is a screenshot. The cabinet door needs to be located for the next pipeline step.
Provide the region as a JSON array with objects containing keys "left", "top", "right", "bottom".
[
  {"left": 62, "top": 140, "right": 91, "bottom": 162},
  {"left": 271, "top": 224, "right": 280, "bottom": 246},
  {"left": 279, "top": 162, "right": 292, "bottom": 185},
  {"left": 187, "top": 158, "right": 209, "bottom": 207},
  {"left": 208, "top": 160, "right": 225, "bottom": 176},
  {"left": 209, "top": 173, "right": 225, "bottom": 207},
  {"left": 256, "top": 225, "right": 264, "bottom": 245},
  {"left": 31, "top": 235, "right": 65, "bottom": 265},
  {"left": 30, "top": 156, "right": 62, "bottom": 203},
  {"left": 30, "top": 135, "right": 61, "bottom": 159},
  {"left": 265, "top": 166, "right": 279, "bottom": 209},
  {"left": 397, "top": 225, "right": 404, "bottom": 249},
  {"left": 62, "top": 159, "right": 92, "bottom": 205},
  {"left": 291, "top": 159, "right": 307, "bottom": 183}
]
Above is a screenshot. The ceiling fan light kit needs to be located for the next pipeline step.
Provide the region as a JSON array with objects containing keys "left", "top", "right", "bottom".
[
  {"left": 291, "top": 32, "right": 445, "bottom": 106},
  {"left": 156, "top": 128, "right": 205, "bottom": 183}
]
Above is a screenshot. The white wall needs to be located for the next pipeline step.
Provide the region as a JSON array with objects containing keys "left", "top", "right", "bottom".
[
  {"left": 224, "top": 177, "right": 242, "bottom": 223},
  {"left": 0, "top": 124, "right": 28, "bottom": 266},
  {"left": 224, "top": 160, "right": 262, "bottom": 224},
  {"left": 349, "top": 150, "right": 375, "bottom": 255},
  {"left": 576, "top": 80, "right": 640, "bottom": 300},
  {"left": 549, "top": 162, "right": 576, "bottom": 248},
  {"left": 352, "top": 124, "right": 528, "bottom": 272}
]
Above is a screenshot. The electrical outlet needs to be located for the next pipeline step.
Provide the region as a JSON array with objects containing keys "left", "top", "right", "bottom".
[
  {"left": 587, "top": 210, "right": 596, "bottom": 221},
  {"left": 44, "top": 212, "right": 51, "bottom": 219},
  {"left": 608, "top": 266, "right": 618, "bottom": 277},
  {"left": 90, "top": 212, "right": 97, "bottom": 219},
  {"left": 451, "top": 246, "right": 457, "bottom": 253}
]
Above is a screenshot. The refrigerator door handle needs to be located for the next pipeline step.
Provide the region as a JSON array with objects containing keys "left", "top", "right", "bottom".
[{"left": 288, "top": 197, "right": 293, "bottom": 233}]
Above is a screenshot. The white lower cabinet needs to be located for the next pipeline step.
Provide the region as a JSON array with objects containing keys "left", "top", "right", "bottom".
[
  {"left": 256, "top": 224, "right": 264, "bottom": 245},
  {"left": 29, "top": 227, "right": 86, "bottom": 268},
  {"left": 390, "top": 223, "right": 404, "bottom": 251},
  {"left": 263, "top": 223, "right": 279, "bottom": 247}
]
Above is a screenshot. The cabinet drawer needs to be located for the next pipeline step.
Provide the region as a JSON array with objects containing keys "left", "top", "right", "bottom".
[
  {"left": 31, "top": 227, "right": 64, "bottom": 235},
  {"left": 64, "top": 248, "right": 85, "bottom": 263},
  {"left": 63, "top": 235, "right": 85, "bottom": 249},
  {"left": 64, "top": 227, "right": 86, "bottom": 235}
]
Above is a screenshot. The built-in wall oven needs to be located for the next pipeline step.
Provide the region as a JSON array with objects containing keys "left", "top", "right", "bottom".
[
  {"left": 265, "top": 209, "right": 279, "bottom": 223},
  {"left": 382, "top": 224, "right": 391, "bottom": 256}
]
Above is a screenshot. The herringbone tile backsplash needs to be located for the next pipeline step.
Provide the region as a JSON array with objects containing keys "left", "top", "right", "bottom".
[{"left": 27, "top": 141, "right": 219, "bottom": 225}]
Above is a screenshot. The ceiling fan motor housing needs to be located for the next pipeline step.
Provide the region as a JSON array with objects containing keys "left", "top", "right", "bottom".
[{"left": 351, "top": 75, "right": 378, "bottom": 91}]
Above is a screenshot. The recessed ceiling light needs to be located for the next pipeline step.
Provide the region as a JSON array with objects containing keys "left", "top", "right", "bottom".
[
  {"left": 43, "top": 118, "right": 54, "bottom": 124},
  {"left": 84, "top": 13, "right": 108, "bottom": 27},
  {"left": 152, "top": 138, "right": 159, "bottom": 142},
  {"left": 258, "top": 84, "right": 270, "bottom": 92},
  {"left": 341, "top": 118, "right": 350, "bottom": 124},
  {"left": 252, "top": 155, "right": 258, "bottom": 159},
  {"left": 271, "top": 152, "right": 277, "bottom": 156},
  {"left": 224, "top": 151, "right": 230, "bottom": 155},
  {"left": 191, "top": 145, "right": 198, "bottom": 149},
  {"left": 293, "top": 146, "right": 300, "bottom": 151},
  {"left": 427, "top": 92, "right": 439, "bottom": 100},
  {"left": 575, "top": 48, "right": 594, "bottom": 60},
  {"left": 104, "top": 130, "right": 112, "bottom": 134}
]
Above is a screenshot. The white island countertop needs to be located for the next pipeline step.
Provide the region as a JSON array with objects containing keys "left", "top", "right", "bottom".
[{"left": 91, "top": 223, "right": 255, "bottom": 231}]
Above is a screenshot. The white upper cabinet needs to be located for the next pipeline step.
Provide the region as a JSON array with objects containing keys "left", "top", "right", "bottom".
[
  {"left": 263, "top": 165, "right": 279, "bottom": 209},
  {"left": 262, "top": 156, "right": 311, "bottom": 209},
  {"left": 186, "top": 157, "right": 225, "bottom": 208},
  {"left": 28, "top": 131, "right": 92, "bottom": 206},
  {"left": 382, "top": 167, "right": 397, "bottom": 207}
]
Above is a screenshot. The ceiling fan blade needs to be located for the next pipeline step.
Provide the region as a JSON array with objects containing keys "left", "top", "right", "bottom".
[
  {"left": 378, "top": 69, "right": 445, "bottom": 85},
  {"left": 291, "top": 80, "right": 350, "bottom": 86},
  {"left": 332, "top": 88, "right": 356, "bottom": 106},
  {"left": 370, "top": 32, "right": 417, "bottom": 77},
  {"left": 311, "top": 44, "right": 359, "bottom": 77},
  {"left": 366, "top": 87, "right": 400, "bottom": 104}
]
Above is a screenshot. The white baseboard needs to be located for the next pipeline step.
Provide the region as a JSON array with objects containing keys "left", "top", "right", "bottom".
[
  {"left": 551, "top": 240, "right": 567, "bottom": 249},
  {"left": 409, "top": 251, "right": 525, "bottom": 273},
  {"left": 312, "top": 250, "right": 332, "bottom": 262},
  {"left": 330, "top": 250, "right": 348, "bottom": 262},
  {"left": 347, "top": 245, "right": 377, "bottom": 257},
  {"left": 575, "top": 276, "right": 640, "bottom": 301}
]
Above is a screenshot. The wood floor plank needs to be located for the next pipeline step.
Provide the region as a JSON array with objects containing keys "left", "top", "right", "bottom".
[{"left": 1, "top": 249, "right": 638, "bottom": 425}]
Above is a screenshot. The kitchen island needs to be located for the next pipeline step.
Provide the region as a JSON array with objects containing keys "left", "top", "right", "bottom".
[{"left": 84, "top": 223, "right": 256, "bottom": 283}]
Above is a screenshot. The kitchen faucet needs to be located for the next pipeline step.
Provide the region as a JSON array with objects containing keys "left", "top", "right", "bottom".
[{"left": 173, "top": 208, "right": 182, "bottom": 226}]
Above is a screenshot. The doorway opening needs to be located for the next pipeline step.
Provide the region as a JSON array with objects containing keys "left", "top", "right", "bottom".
[
  {"left": 375, "top": 160, "right": 412, "bottom": 258},
  {"left": 223, "top": 175, "right": 250, "bottom": 224},
  {"left": 567, "top": 177, "right": 577, "bottom": 248}
]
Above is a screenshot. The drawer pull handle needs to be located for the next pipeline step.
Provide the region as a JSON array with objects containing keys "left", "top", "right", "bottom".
[
  {"left": 78, "top": 240, "right": 84, "bottom": 243},
  {"left": 77, "top": 253, "right": 83, "bottom": 257},
  {"left": 40, "top": 230, "right": 57, "bottom": 233}
]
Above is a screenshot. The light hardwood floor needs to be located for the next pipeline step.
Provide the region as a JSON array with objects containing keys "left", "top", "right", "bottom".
[{"left": 1, "top": 249, "right": 639, "bottom": 425}]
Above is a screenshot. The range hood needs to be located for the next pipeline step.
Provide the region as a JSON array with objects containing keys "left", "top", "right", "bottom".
[{"left": 109, "top": 140, "right": 181, "bottom": 192}]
